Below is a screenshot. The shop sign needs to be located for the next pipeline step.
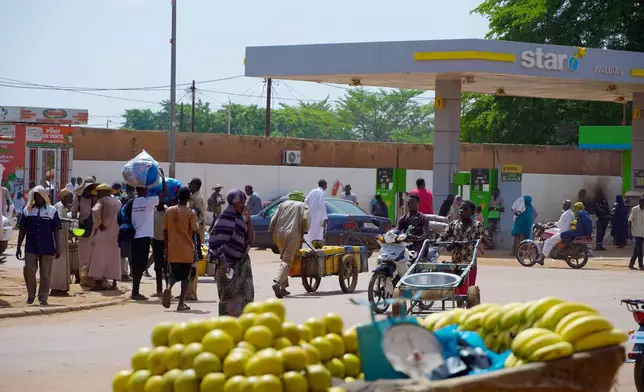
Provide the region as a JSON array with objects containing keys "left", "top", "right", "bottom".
[
  {"left": 594, "top": 66, "right": 624, "bottom": 76},
  {"left": 0, "top": 124, "right": 16, "bottom": 144},
  {"left": 501, "top": 164, "right": 523, "bottom": 182},
  {"left": 0, "top": 106, "right": 88, "bottom": 125},
  {"left": 25, "top": 126, "right": 73, "bottom": 146},
  {"left": 520, "top": 48, "right": 580, "bottom": 72},
  {"left": 634, "top": 170, "right": 644, "bottom": 190}
]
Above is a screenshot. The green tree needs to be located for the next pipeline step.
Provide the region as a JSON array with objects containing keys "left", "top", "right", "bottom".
[
  {"left": 121, "top": 108, "right": 160, "bottom": 130},
  {"left": 462, "top": 0, "right": 641, "bottom": 145}
]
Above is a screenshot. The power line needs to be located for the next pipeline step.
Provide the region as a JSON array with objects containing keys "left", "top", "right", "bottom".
[{"left": 0, "top": 75, "right": 244, "bottom": 92}]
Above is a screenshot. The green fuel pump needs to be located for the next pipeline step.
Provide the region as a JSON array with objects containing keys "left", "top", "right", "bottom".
[
  {"left": 470, "top": 168, "right": 498, "bottom": 226},
  {"left": 375, "top": 168, "right": 406, "bottom": 223}
]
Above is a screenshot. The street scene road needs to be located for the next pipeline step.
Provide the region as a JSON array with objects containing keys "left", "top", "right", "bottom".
[{"left": 0, "top": 249, "right": 640, "bottom": 392}]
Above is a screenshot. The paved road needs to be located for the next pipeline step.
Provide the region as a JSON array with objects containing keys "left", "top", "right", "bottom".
[{"left": 0, "top": 250, "right": 640, "bottom": 391}]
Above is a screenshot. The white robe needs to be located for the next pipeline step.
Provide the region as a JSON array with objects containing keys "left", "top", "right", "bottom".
[{"left": 304, "top": 187, "right": 327, "bottom": 243}]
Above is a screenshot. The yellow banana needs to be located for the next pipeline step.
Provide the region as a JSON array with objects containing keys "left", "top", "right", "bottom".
[
  {"left": 510, "top": 328, "right": 554, "bottom": 355},
  {"left": 558, "top": 315, "right": 613, "bottom": 344},
  {"left": 460, "top": 312, "right": 486, "bottom": 331},
  {"left": 433, "top": 314, "right": 457, "bottom": 331},
  {"left": 500, "top": 305, "right": 523, "bottom": 330},
  {"left": 483, "top": 308, "right": 502, "bottom": 332},
  {"left": 450, "top": 308, "right": 468, "bottom": 324},
  {"left": 526, "top": 297, "right": 564, "bottom": 325},
  {"left": 537, "top": 302, "right": 598, "bottom": 330},
  {"left": 484, "top": 333, "right": 498, "bottom": 351},
  {"left": 514, "top": 358, "right": 525, "bottom": 367},
  {"left": 519, "top": 332, "right": 565, "bottom": 359},
  {"left": 504, "top": 353, "right": 518, "bottom": 368},
  {"left": 460, "top": 304, "right": 497, "bottom": 326},
  {"left": 554, "top": 311, "right": 597, "bottom": 335},
  {"left": 526, "top": 341, "right": 574, "bottom": 362},
  {"left": 423, "top": 313, "right": 444, "bottom": 331},
  {"left": 572, "top": 329, "right": 628, "bottom": 352}
]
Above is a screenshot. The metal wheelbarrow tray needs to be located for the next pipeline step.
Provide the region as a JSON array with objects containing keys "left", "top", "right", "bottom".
[{"left": 338, "top": 345, "right": 625, "bottom": 392}]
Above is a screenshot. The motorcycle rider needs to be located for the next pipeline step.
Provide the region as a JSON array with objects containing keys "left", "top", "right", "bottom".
[
  {"left": 540, "top": 202, "right": 592, "bottom": 263},
  {"left": 541, "top": 200, "right": 574, "bottom": 259},
  {"left": 396, "top": 194, "right": 430, "bottom": 255}
]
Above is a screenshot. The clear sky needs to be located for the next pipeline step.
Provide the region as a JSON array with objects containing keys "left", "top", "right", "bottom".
[{"left": 0, "top": 0, "right": 489, "bottom": 127}]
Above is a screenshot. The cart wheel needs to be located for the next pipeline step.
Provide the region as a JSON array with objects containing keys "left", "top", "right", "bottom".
[
  {"left": 339, "top": 255, "right": 358, "bottom": 293},
  {"left": 466, "top": 286, "right": 481, "bottom": 308},
  {"left": 301, "top": 270, "right": 321, "bottom": 293}
]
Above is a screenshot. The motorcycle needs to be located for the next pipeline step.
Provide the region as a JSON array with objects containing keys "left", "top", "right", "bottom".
[
  {"left": 367, "top": 229, "right": 439, "bottom": 314},
  {"left": 516, "top": 222, "right": 592, "bottom": 269},
  {"left": 622, "top": 299, "right": 644, "bottom": 391}
]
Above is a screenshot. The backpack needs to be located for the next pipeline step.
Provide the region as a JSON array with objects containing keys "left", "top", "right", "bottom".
[{"left": 118, "top": 199, "right": 135, "bottom": 244}]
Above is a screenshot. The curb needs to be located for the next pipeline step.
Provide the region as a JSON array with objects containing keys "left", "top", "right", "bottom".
[{"left": 0, "top": 297, "right": 129, "bottom": 319}]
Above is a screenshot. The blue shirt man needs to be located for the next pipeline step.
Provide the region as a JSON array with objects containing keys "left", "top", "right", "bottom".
[{"left": 16, "top": 186, "right": 62, "bottom": 305}]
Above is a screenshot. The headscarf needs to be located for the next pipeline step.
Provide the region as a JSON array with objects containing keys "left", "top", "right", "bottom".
[
  {"left": 76, "top": 177, "right": 96, "bottom": 197},
  {"left": 573, "top": 201, "right": 585, "bottom": 217},
  {"left": 226, "top": 189, "right": 247, "bottom": 205},
  {"left": 59, "top": 188, "right": 72, "bottom": 198},
  {"left": 453, "top": 195, "right": 462, "bottom": 207},
  {"left": 288, "top": 191, "right": 305, "bottom": 202},
  {"left": 27, "top": 185, "right": 51, "bottom": 213},
  {"left": 448, "top": 195, "right": 462, "bottom": 221}
]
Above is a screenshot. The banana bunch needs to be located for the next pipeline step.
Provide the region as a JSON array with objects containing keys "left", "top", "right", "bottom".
[{"left": 511, "top": 328, "right": 573, "bottom": 363}]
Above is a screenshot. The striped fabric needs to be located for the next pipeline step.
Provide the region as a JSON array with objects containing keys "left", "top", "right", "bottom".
[{"left": 209, "top": 206, "right": 248, "bottom": 264}]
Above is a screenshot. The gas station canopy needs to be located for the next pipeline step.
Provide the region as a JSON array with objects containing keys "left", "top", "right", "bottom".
[{"left": 245, "top": 39, "right": 644, "bottom": 102}]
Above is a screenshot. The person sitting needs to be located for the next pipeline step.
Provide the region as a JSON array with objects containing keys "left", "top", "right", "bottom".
[
  {"left": 540, "top": 202, "right": 591, "bottom": 263},
  {"left": 396, "top": 195, "right": 429, "bottom": 254},
  {"left": 541, "top": 200, "right": 574, "bottom": 259}
]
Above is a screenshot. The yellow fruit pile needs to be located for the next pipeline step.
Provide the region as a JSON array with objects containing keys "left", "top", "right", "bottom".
[
  {"left": 113, "top": 298, "right": 364, "bottom": 392},
  {"left": 420, "top": 297, "right": 627, "bottom": 367}
]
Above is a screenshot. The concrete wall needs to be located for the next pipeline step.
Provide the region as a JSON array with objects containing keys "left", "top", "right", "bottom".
[
  {"left": 74, "top": 160, "right": 621, "bottom": 224},
  {"left": 73, "top": 128, "right": 622, "bottom": 176}
]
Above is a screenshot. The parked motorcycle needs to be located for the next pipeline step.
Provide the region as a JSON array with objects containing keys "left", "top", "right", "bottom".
[
  {"left": 622, "top": 299, "right": 644, "bottom": 391},
  {"left": 367, "top": 229, "right": 439, "bottom": 314},
  {"left": 516, "top": 222, "right": 592, "bottom": 269}
]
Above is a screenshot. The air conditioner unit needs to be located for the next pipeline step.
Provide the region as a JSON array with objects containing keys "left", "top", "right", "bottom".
[{"left": 282, "top": 150, "right": 302, "bottom": 165}]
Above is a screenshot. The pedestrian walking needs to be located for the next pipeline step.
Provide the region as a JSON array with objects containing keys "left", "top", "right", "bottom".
[
  {"left": 438, "top": 194, "right": 454, "bottom": 218},
  {"left": 187, "top": 177, "right": 206, "bottom": 301},
  {"left": 245, "top": 185, "right": 263, "bottom": 215},
  {"left": 151, "top": 198, "right": 167, "bottom": 298},
  {"left": 50, "top": 189, "right": 74, "bottom": 295},
  {"left": 209, "top": 190, "right": 255, "bottom": 316},
  {"left": 16, "top": 186, "right": 62, "bottom": 305},
  {"left": 408, "top": 178, "right": 434, "bottom": 214},
  {"left": 162, "top": 188, "right": 199, "bottom": 311},
  {"left": 270, "top": 192, "right": 310, "bottom": 298},
  {"left": 304, "top": 180, "right": 328, "bottom": 246},
  {"left": 612, "top": 195, "right": 629, "bottom": 248},
  {"left": 629, "top": 196, "right": 644, "bottom": 270},
  {"left": 207, "top": 184, "right": 225, "bottom": 224},
  {"left": 130, "top": 170, "right": 166, "bottom": 300},
  {"left": 72, "top": 177, "right": 97, "bottom": 287},
  {"left": 594, "top": 189, "right": 611, "bottom": 251},
  {"left": 118, "top": 184, "right": 136, "bottom": 281},
  {"left": 88, "top": 184, "right": 122, "bottom": 290},
  {"left": 340, "top": 184, "right": 358, "bottom": 204}
]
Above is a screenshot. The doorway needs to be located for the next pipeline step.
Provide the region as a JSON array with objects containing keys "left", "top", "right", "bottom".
[{"left": 24, "top": 146, "right": 73, "bottom": 203}]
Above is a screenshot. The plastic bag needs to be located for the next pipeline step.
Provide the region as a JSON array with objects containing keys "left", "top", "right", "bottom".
[
  {"left": 149, "top": 177, "right": 182, "bottom": 202},
  {"left": 122, "top": 150, "right": 160, "bottom": 188}
]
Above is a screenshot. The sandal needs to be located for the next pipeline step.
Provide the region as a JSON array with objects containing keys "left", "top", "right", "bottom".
[{"left": 177, "top": 303, "right": 191, "bottom": 311}]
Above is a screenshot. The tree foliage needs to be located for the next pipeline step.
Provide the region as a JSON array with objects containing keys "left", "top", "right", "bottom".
[
  {"left": 121, "top": 89, "right": 435, "bottom": 143},
  {"left": 462, "top": 0, "right": 642, "bottom": 145}
]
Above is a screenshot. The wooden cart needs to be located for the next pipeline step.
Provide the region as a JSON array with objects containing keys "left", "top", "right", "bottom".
[
  {"left": 338, "top": 345, "right": 625, "bottom": 392},
  {"left": 289, "top": 245, "right": 369, "bottom": 293}
]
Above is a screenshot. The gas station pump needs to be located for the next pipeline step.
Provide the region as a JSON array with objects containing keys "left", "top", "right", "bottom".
[
  {"left": 375, "top": 168, "right": 406, "bottom": 223},
  {"left": 470, "top": 168, "right": 498, "bottom": 226}
]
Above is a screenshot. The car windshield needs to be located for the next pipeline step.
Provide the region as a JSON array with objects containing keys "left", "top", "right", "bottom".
[{"left": 327, "top": 199, "right": 369, "bottom": 216}]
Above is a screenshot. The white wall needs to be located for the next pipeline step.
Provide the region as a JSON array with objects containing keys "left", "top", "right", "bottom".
[{"left": 74, "top": 160, "right": 621, "bottom": 222}]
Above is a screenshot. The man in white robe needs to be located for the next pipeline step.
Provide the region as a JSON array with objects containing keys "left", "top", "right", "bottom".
[
  {"left": 542, "top": 200, "right": 574, "bottom": 258},
  {"left": 304, "top": 180, "right": 328, "bottom": 246}
]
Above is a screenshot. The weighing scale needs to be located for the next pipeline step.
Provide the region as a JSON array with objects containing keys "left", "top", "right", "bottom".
[{"left": 352, "top": 297, "right": 445, "bottom": 381}]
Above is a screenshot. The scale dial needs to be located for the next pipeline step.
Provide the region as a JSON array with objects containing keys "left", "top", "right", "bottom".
[{"left": 382, "top": 323, "right": 443, "bottom": 379}]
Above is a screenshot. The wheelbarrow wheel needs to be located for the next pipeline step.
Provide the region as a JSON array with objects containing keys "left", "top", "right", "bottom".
[
  {"left": 466, "top": 286, "right": 481, "bottom": 308},
  {"left": 339, "top": 255, "right": 358, "bottom": 293},
  {"left": 301, "top": 270, "right": 321, "bottom": 293}
]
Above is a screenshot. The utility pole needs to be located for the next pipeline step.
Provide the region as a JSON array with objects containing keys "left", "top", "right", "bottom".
[
  {"left": 168, "top": 0, "right": 177, "bottom": 178},
  {"left": 179, "top": 103, "right": 184, "bottom": 132},
  {"left": 227, "top": 98, "right": 232, "bottom": 135},
  {"left": 106, "top": 119, "right": 110, "bottom": 129},
  {"left": 190, "top": 80, "right": 196, "bottom": 133},
  {"left": 265, "top": 78, "right": 272, "bottom": 137}
]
